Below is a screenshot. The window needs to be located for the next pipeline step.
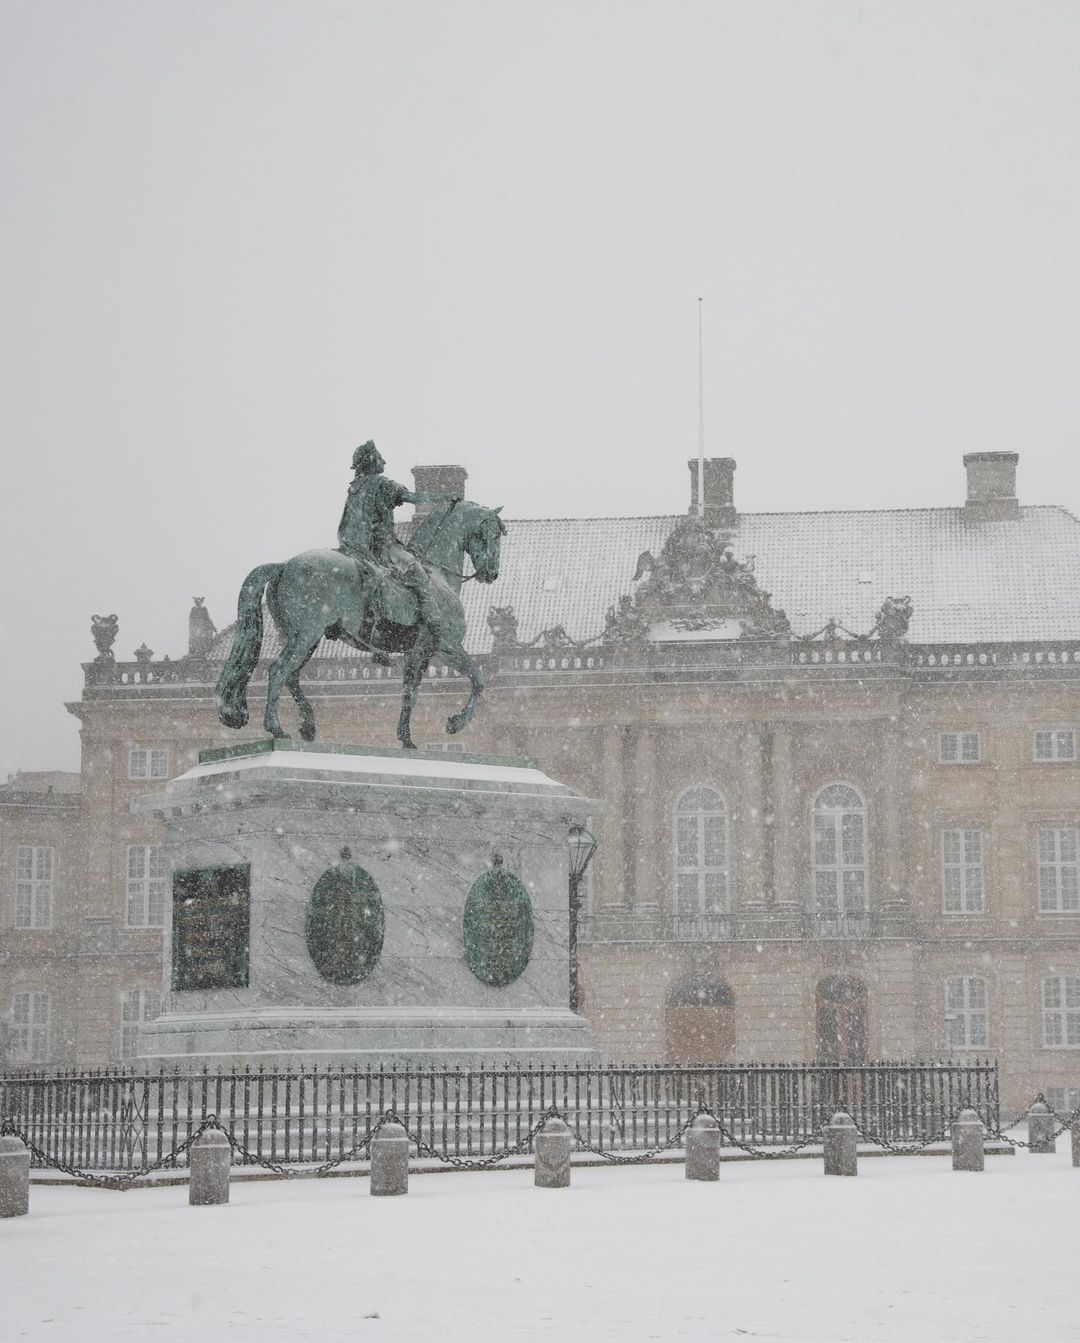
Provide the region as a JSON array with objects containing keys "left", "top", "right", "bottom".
[
  {"left": 812, "top": 785, "right": 867, "bottom": 915},
  {"left": 942, "top": 828, "right": 985, "bottom": 914},
  {"left": 10, "top": 990, "right": 50, "bottom": 1063},
  {"left": 1034, "top": 730, "right": 1076, "bottom": 763},
  {"left": 126, "top": 846, "right": 167, "bottom": 927},
  {"left": 128, "top": 748, "right": 169, "bottom": 780},
  {"left": 939, "top": 732, "right": 981, "bottom": 764},
  {"left": 14, "top": 845, "right": 53, "bottom": 929},
  {"left": 121, "top": 988, "right": 162, "bottom": 1059},
  {"left": 945, "top": 976, "right": 988, "bottom": 1049},
  {"left": 1043, "top": 976, "right": 1080, "bottom": 1048},
  {"left": 674, "top": 787, "right": 728, "bottom": 915},
  {"left": 1038, "top": 827, "right": 1080, "bottom": 913}
]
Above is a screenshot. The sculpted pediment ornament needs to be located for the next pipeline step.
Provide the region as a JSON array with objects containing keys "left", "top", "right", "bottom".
[{"left": 605, "top": 516, "right": 790, "bottom": 643}]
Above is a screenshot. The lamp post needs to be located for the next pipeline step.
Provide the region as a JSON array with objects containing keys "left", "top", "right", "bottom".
[{"left": 568, "top": 823, "right": 598, "bottom": 1014}]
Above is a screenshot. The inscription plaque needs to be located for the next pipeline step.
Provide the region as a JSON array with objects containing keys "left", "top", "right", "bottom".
[{"left": 172, "top": 864, "right": 251, "bottom": 991}]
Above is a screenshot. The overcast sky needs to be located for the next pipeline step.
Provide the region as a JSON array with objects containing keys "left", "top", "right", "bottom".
[{"left": 2, "top": 0, "right": 1079, "bottom": 778}]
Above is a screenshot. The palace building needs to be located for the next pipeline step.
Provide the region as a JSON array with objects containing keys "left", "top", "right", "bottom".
[{"left": 4, "top": 450, "right": 1080, "bottom": 1114}]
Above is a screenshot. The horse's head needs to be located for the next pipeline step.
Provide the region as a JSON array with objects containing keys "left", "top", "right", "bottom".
[
  {"left": 463, "top": 503, "right": 505, "bottom": 584},
  {"left": 412, "top": 499, "right": 505, "bottom": 584}
]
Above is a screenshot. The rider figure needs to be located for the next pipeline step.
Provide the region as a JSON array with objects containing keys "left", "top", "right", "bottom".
[{"left": 337, "top": 441, "right": 458, "bottom": 639}]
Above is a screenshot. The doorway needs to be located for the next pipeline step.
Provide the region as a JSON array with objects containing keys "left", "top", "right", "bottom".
[
  {"left": 815, "top": 976, "right": 868, "bottom": 1065},
  {"left": 665, "top": 977, "right": 735, "bottom": 1064}
]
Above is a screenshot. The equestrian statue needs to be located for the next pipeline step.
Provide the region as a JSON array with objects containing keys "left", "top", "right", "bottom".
[{"left": 215, "top": 441, "right": 506, "bottom": 749}]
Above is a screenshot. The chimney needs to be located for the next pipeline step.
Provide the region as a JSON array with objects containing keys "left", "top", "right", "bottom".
[
  {"left": 963, "top": 452, "right": 1019, "bottom": 521},
  {"left": 687, "top": 458, "right": 736, "bottom": 527},
  {"left": 411, "top": 464, "right": 468, "bottom": 521}
]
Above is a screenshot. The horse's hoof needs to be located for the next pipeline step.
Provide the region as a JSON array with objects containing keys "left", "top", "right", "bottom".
[
  {"left": 446, "top": 715, "right": 465, "bottom": 735},
  {"left": 400, "top": 740, "right": 417, "bottom": 752},
  {"left": 266, "top": 728, "right": 290, "bottom": 740},
  {"left": 300, "top": 723, "right": 317, "bottom": 743}
]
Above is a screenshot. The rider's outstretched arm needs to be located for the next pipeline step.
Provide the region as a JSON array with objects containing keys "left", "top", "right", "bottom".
[{"left": 402, "top": 490, "right": 462, "bottom": 506}]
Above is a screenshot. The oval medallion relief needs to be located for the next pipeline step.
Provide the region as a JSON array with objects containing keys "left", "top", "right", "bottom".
[
  {"left": 306, "top": 848, "right": 384, "bottom": 985},
  {"left": 462, "top": 857, "right": 534, "bottom": 987}
]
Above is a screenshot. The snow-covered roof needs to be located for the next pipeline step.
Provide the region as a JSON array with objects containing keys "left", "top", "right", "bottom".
[
  {"left": 0, "top": 770, "right": 82, "bottom": 796},
  {"left": 462, "top": 505, "right": 1080, "bottom": 649},
  {"left": 208, "top": 504, "right": 1080, "bottom": 659}
]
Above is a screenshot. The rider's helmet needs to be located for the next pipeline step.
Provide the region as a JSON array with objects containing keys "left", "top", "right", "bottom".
[{"left": 352, "top": 440, "right": 384, "bottom": 473}]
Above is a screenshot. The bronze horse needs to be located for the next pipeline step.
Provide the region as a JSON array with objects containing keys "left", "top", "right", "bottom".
[{"left": 215, "top": 500, "right": 505, "bottom": 749}]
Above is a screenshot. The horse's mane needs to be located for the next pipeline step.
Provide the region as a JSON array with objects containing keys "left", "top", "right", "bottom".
[{"left": 409, "top": 499, "right": 472, "bottom": 553}]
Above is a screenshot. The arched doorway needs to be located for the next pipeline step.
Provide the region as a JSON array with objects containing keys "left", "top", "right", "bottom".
[
  {"left": 665, "top": 977, "right": 735, "bottom": 1064},
  {"left": 816, "top": 976, "right": 868, "bottom": 1065}
]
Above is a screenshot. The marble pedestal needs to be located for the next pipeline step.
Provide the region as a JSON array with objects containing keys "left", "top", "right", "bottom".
[{"left": 133, "top": 740, "right": 598, "bottom": 1068}]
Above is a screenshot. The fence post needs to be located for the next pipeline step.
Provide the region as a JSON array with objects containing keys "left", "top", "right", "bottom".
[
  {"left": 1028, "top": 1097, "right": 1056, "bottom": 1154},
  {"left": 951, "top": 1109, "right": 984, "bottom": 1172},
  {"left": 189, "top": 1128, "right": 231, "bottom": 1206},
  {"left": 370, "top": 1121, "right": 409, "bottom": 1196},
  {"left": 685, "top": 1113, "right": 721, "bottom": 1182},
  {"left": 535, "top": 1115, "right": 572, "bottom": 1188},
  {"left": 823, "top": 1112, "right": 857, "bottom": 1176},
  {"left": 0, "top": 1134, "right": 30, "bottom": 1218}
]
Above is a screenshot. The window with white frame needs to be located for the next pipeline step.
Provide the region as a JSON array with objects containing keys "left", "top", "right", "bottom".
[
  {"left": 674, "top": 787, "right": 729, "bottom": 916},
  {"left": 942, "top": 828, "right": 985, "bottom": 914},
  {"left": 121, "top": 988, "right": 162, "bottom": 1058},
  {"left": 128, "top": 748, "right": 169, "bottom": 780},
  {"left": 1037, "top": 826, "right": 1080, "bottom": 913},
  {"left": 1043, "top": 975, "right": 1080, "bottom": 1047},
  {"left": 10, "top": 990, "right": 50, "bottom": 1063},
  {"left": 126, "top": 846, "right": 167, "bottom": 927},
  {"left": 939, "top": 731, "right": 981, "bottom": 764},
  {"left": 944, "top": 976, "right": 988, "bottom": 1049},
  {"left": 14, "top": 845, "right": 53, "bottom": 929},
  {"left": 1034, "top": 729, "right": 1076, "bottom": 763},
  {"left": 812, "top": 784, "right": 867, "bottom": 915}
]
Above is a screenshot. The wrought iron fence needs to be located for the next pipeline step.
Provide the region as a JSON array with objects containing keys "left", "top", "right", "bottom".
[{"left": 0, "top": 1059, "right": 998, "bottom": 1173}]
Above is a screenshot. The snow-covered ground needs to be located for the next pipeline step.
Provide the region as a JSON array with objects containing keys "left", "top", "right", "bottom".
[{"left": 5, "top": 1141, "right": 1078, "bottom": 1342}]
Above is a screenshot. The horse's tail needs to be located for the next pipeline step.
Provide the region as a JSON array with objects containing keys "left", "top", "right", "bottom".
[{"left": 215, "top": 563, "right": 283, "bottom": 728}]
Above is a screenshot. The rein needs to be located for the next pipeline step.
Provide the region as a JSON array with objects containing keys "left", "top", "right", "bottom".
[{"left": 413, "top": 500, "right": 484, "bottom": 586}]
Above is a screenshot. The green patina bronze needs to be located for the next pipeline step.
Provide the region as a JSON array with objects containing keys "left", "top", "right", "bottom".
[
  {"left": 305, "top": 849, "right": 385, "bottom": 985},
  {"left": 214, "top": 440, "right": 507, "bottom": 751},
  {"left": 462, "top": 857, "right": 534, "bottom": 988},
  {"left": 172, "top": 864, "right": 251, "bottom": 991}
]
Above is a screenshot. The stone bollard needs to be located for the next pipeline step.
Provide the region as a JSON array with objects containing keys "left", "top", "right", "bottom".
[
  {"left": 1072, "top": 1117, "right": 1080, "bottom": 1168},
  {"left": 823, "top": 1112, "right": 858, "bottom": 1176},
  {"left": 685, "top": 1113, "right": 721, "bottom": 1182},
  {"left": 951, "top": 1109, "right": 985, "bottom": 1172},
  {"left": 188, "top": 1127, "right": 232, "bottom": 1206},
  {"left": 535, "top": 1116, "right": 572, "bottom": 1188},
  {"left": 1028, "top": 1097, "right": 1056, "bottom": 1154},
  {"left": 370, "top": 1121, "right": 409, "bottom": 1196},
  {"left": 0, "top": 1134, "right": 31, "bottom": 1218}
]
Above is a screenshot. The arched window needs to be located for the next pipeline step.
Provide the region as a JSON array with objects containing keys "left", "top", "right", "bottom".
[
  {"left": 665, "top": 976, "right": 735, "bottom": 1064},
  {"left": 674, "top": 787, "right": 729, "bottom": 915},
  {"left": 812, "top": 784, "right": 867, "bottom": 916}
]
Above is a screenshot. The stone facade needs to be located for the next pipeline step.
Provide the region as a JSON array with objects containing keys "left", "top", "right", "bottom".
[{"left": 3, "top": 453, "right": 1080, "bottom": 1115}]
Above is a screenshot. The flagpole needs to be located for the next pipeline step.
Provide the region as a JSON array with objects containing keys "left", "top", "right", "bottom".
[{"left": 697, "top": 297, "right": 705, "bottom": 519}]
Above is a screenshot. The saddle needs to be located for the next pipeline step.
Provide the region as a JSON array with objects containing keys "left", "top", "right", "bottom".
[
  {"left": 340, "top": 551, "right": 420, "bottom": 629},
  {"left": 370, "top": 569, "right": 420, "bottom": 627}
]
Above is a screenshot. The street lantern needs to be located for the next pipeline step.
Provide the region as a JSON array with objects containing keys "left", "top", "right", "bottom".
[{"left": 567, "top": 823, "right": 597, "bottom": 1014}]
